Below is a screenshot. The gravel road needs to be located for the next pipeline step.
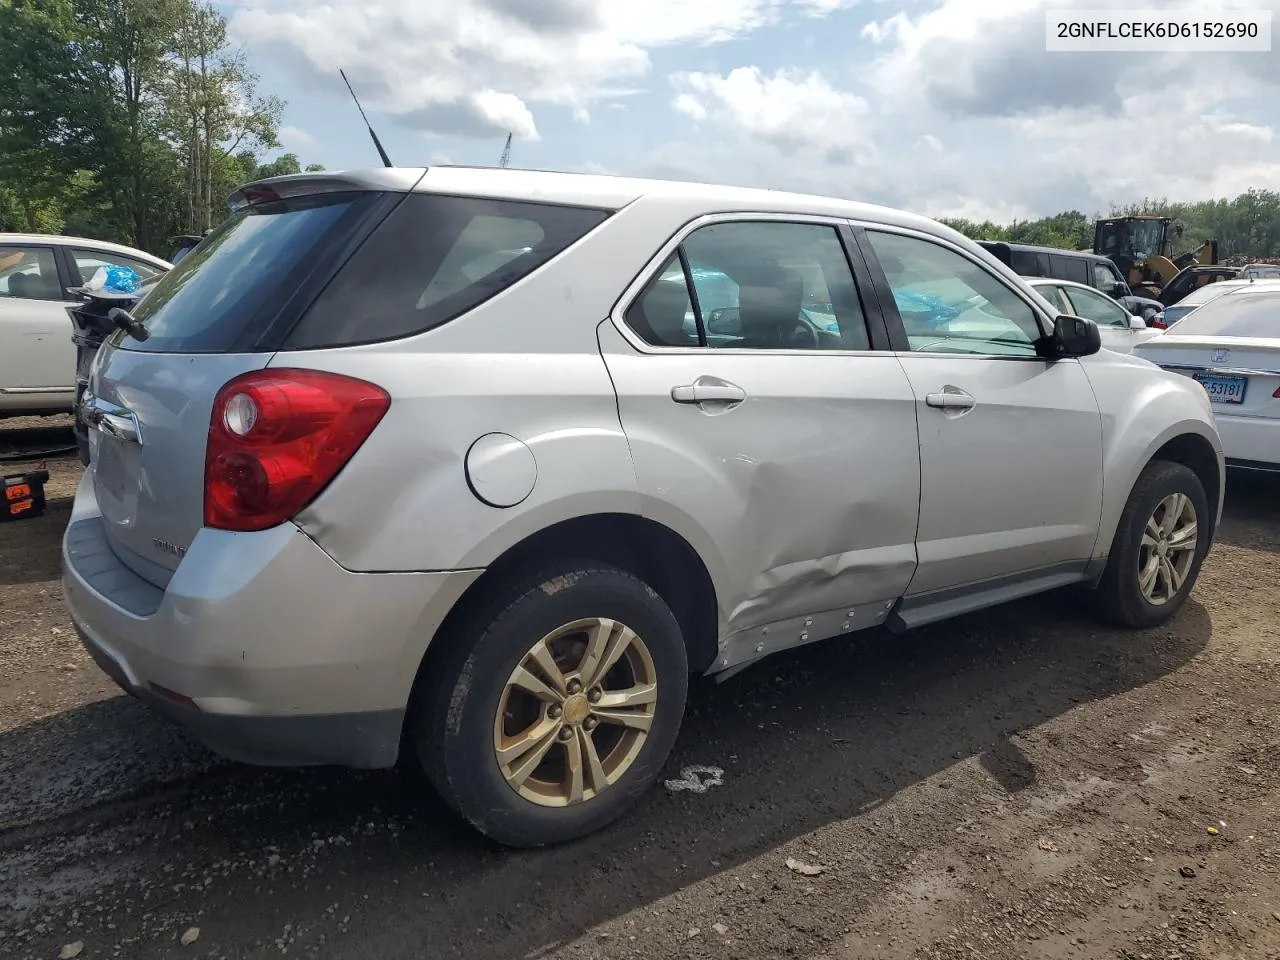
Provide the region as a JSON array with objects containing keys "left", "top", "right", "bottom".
[{"left": 2, "top": 420, "right": 1278, "bottom": 960}]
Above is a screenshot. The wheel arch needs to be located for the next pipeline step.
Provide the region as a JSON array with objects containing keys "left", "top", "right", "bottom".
[
  {"left": 403, "top": 512, "right": 721, "bottom": 740},
  {"left": 1096, "top": 422, "right": 1224, "bottom": 562}
]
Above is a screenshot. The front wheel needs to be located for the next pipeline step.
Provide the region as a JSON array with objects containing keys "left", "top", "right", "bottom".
[
  {"left": 417, "top": 564, "right": 689, "bottom": 848},
  {"left": 1087, "top": 460, "right": 1210, "bottom": 628}
]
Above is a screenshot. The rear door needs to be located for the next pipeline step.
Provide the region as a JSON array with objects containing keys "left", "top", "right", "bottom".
[
  {"left": 857, "top": 227, "right": 1104, "bottom": 602},
  {"left": 598, "top": 216, "right": 921, "bottom": 660}
]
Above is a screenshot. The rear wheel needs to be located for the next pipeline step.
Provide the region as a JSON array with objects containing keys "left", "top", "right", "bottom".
[
  {"left": 1087, "top": 460, "right": 1210, "bottom": 628},
  {"left": 417, "top": 563, "right": 688, "bottom": 847}
]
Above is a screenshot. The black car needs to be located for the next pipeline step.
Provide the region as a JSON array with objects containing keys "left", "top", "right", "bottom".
[{"left": 978, "top": 240, "right": 1165, "bottom": 324}]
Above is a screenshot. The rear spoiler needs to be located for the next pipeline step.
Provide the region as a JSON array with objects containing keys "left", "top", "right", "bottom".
[{"left": 227, "top": 168, "right": 430, "bottom": 212}]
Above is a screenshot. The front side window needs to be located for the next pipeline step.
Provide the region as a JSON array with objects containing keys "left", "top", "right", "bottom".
[
  {"left": 1034, "top": 283, "right": 1071, "bottom": 314},
  {"left": 623, "top": 221, "right": 872, "bottom": 351},
  {"left": 1092, "top": 263, "right": 1123, "bottom": 296},
  {"left": 72, "top": 248, "right": 164, "bottom": 284},
  {"left": 1065, "top": 286, "right": 1130, "bottom": 327},
  {"left": 0, "top": 246, "right": 60, "bottom": 300},
  {"left": 865, "top": 230, "right": 1043, "bottom": 357}
]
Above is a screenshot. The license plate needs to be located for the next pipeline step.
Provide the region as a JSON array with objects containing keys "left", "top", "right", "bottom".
[{"left": 1193, "top": 373, "right": 1246, "bottom": 404}]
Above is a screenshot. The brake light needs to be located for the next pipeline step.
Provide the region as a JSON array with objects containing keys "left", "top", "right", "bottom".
[
  {"left": 1274, "top": 385, "right": 1280, "bottom": 398},
  {"left": 204, "top": 369, "right": 390, "bottom": 531},
  {"left": 1151, "top": 314, "right": 1167, "bottom": 329}
]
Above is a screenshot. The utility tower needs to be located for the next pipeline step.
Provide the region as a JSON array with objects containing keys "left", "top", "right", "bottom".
[{"left": 499, "top": 132, "right": 512, "bottom": 168}]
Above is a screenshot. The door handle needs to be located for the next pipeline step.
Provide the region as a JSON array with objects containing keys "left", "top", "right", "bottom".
[
  {"left": 82, "top": 393, "right": 141, "bottom": 444},
  {"left": 671, "top": 379, "right": 747, "bottom": 405},
  {"left": 925, "top": 389, "right": 975, "bottom": 410}
]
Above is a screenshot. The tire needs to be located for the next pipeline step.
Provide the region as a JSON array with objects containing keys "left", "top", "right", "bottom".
[
  {"left": 417, "top": 563, "right": 689, "bottom": 848},
  {"left": 1087, "top": 460, "right": 1210, "bottom": 629}
]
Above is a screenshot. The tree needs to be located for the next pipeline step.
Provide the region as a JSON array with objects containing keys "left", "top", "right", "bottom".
[
  {"left": 0, "top": 0, "right": 316, "bottom": 253},
  {"left": 163, "top": 0, "right": 283, "bottom": 233}
]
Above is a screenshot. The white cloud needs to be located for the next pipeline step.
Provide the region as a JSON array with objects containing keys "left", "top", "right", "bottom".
[
  {"left": 670, "top": 66, "right": 873, "bottom": 163},
  {"left": 845, "top": 0, "right": 1280, "bottom": 214},
  {"left": 229, "top": 0, "right": 856, "bottom": 141},
  {"left": 278, "top": 124, "right": 316, "bottom": 148}
]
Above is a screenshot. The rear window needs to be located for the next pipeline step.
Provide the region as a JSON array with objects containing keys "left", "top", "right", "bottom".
[
  {"left": 1169, "top": 290, "right": 1280, "bottom": 337},
  {"left": 121, "top": 192, "right": 377, "bottom": 353},
  {"left": 284, "top": 193, "right": 611, "bottom": 349}
]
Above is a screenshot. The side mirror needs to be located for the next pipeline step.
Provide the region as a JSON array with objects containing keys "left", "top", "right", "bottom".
[
  {"left": 1129, "top": 314, "right": 1147, "bottom": 330},
  {"left": 1039, "top": 314, "right": 1102, "bottom": 359}
]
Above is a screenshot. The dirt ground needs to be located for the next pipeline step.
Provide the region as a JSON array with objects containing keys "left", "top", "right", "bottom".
[{"left": 1, "top": 417, "right": 1279, "bottom": 960}]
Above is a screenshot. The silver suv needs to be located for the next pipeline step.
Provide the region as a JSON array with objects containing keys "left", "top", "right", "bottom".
[{"left": 63, "top": 167, "right": 1224, "bottom": 847}]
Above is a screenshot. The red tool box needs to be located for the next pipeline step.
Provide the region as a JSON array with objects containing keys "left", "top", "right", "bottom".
[{"left": 1, "top": 469, "right": 49, "bottom": 522}]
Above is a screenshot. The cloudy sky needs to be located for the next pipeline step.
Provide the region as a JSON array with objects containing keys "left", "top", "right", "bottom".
[{"left": 217, "top": 0, "right": 1280, "bottom": 223}]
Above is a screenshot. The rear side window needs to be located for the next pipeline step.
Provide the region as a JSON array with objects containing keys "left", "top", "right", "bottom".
[
  {"left": 123, "top": 192, "right": 376, "bottom": 353},
  {"left": 285, "top": 194, "right": 611, "bottom": 349},
  {"left": 1054, "top": 255, "right": 1089, "bottom": 285},
  {"left": 1010, "top": 250, "right": 1043, "bottom": 276}
]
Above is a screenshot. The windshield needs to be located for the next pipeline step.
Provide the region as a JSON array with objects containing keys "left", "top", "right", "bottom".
[
  {"left": 1098, "top": 219, "right": 1165, "bottom": 259},
  {"left": 1168, "top": 289, "right": 1280, "bottom": 338}
]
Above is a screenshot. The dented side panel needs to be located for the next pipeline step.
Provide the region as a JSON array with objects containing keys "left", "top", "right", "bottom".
[{"left": 596, "top": 321, "right": 921, "bottom": 659}]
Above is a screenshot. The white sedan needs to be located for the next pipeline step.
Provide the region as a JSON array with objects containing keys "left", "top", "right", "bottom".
[
  {"left": 1025, "top": 277, "right": 1159, "bottom": 353},
  {"left": 1133, "top": 280, "right": 1280, "bottom": 473},
  {"left": 1, "top": 233, "right": 170, "bottom": 418}
]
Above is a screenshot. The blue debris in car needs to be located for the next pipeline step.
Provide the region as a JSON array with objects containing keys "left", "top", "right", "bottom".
[
  {"left": 893, "top": 289, "right": 959, "bottom": 326},
  {"left": 85, "top": 264, "right": 142, "bottom": 296}
]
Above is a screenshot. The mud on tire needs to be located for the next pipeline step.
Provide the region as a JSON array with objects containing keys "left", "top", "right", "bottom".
[
  {"left": 416, "top": 562, "right": 688, "bottom": 848},
  {"left": 1087, "top": 460, "right": 1211, "bottom": 629}
]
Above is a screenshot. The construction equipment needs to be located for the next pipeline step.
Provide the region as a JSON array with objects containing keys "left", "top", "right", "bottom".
[
  {"left": 499, "top": 132, "right": 512, "bottom": 168},
  {"left": 1092, "top": 215, "right": 1220, "bottom": 300}
]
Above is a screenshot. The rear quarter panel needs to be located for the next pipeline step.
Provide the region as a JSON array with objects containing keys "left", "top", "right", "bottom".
[
  {"left": 1081, "top": 352, "right": 1224, "bottom": 559},
  {"left": 285, "top": 195, "right": 727, "bottom": 576}
]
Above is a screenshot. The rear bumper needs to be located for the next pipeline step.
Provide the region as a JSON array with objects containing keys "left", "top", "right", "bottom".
[
  {"left": 62, "top": 471, "right": 481, "bottom": 769},
  {"left": 1216, "top": 413, "right": 1279, "bottom": 471}
]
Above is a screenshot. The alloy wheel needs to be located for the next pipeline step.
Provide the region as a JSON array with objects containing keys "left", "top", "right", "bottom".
[
  {"left": 1138, "top": 492, "right": 1198, "bottom": 605},
  {"left": 493, "top": 617, "right": 658, "bottom": 807}
]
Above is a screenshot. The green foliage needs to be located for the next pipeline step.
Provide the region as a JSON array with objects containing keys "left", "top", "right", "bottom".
[
  {"left": 0, "top": 0, "right": 319, "bottom": 255},
  {"left": 942, "top": 190, "right": 1280, "bottom": 260}
]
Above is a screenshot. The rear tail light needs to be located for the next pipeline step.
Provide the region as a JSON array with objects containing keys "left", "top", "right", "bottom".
[
  {"left": 1273, "top": 385, "right": 1280, "bottom": 398},
  {"left": 204, "top": 369, "right": 390, "bottom": 531},
  {"left": 1151, "top": 313, "right": 1167, "bottom": 329}
]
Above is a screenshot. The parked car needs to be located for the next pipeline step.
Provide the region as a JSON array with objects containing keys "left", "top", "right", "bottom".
[
  {"left": 1158, "top": 265, "right": 1240, "bottom": 307},
  {"left": 0, "top": 234, "right": 170, "bottom": 418},
  {"left": 63, "top": 167, "right": 1224, "bottom": 848},
  {"left": 1133, "top": 280, "right": 1280, "bottom": 473},
  {"left": 977, "top": 240, "right": 1165, "bottom": 324},
  {"left": 1024, "top": 277, "right": 1159, "bottom": 353},
  {"left": 1156, "top": 278, "right": 1256, "bottom": 329},
  {"left": 1238, "top": 263, "right": 1280, "bottom": 280}
]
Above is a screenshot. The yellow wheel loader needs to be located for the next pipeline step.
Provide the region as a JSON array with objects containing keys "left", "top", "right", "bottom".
[{"left": 1092, "top": 215, "right": 1220, "bottom": 300}]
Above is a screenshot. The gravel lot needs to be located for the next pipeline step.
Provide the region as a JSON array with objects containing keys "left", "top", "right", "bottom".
[{"left": 2, "top": 418, "right": 1279, "bottom": 960}]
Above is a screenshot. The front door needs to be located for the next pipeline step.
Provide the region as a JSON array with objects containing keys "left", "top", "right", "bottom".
[
  {"left": 598, "top": 218, "right": 921, "bottom": 665},
  {"left": 0, "top": 244, "right": 74, "bottom": 395},
  {"left": 858, "top": 227, "right": 1104, "bottom": 599}
]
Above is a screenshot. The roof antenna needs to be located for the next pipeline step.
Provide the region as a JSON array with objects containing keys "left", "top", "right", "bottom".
[{"left": 339, "top": 68, "right": 393, "bottom": 168}]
